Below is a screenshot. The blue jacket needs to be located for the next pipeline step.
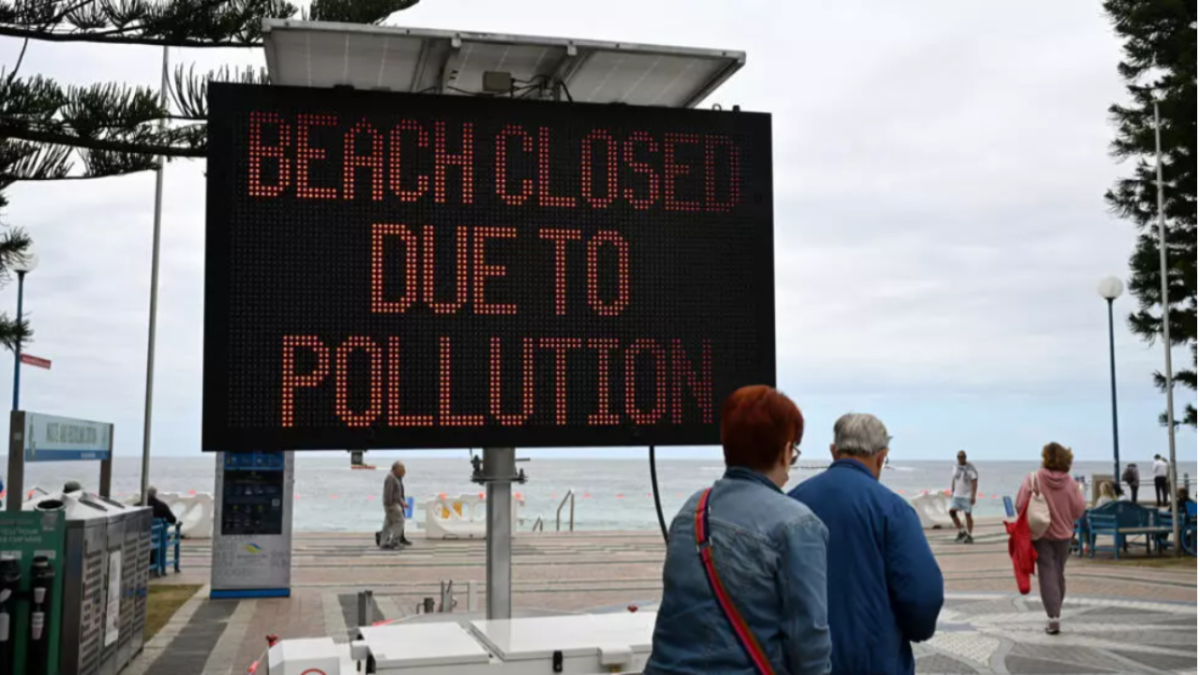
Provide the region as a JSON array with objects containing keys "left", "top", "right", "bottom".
[
  {"left": 789, "top": 459, "right": 943, "bottom": 675},
  {"left": 646, "top": 467, "right": 832, "bottom": 675}
]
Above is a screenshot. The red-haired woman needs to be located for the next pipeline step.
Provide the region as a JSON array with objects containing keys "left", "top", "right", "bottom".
[
  {"left": 1016, "top": 442, "right": 1087, "bottom": 635},
  {"left": 645, "top": 385, "right": 832, "bottom": 675}
]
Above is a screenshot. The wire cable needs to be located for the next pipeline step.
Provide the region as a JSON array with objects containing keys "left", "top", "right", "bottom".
[{"left": 649, "top": 445, "right": 669, "bottom": 543}]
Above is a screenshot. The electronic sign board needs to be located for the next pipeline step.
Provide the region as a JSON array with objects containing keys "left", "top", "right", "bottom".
[{"left": 203, "top": 82, "right": 774, "bottom": 450}]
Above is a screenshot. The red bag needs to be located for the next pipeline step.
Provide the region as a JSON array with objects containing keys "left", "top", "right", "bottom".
[{"left": 1005, "top": 499, "right": 1039, "bottom": 594}]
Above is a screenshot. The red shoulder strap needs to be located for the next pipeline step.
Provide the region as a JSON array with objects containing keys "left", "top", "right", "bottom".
[{"left": 694, "top": 488, "right": 777, "bottom": 675}]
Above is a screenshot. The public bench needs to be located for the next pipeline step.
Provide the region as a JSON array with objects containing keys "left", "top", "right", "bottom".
[
  {"left": 1085, "top": 501, "right": 1172, "bottom": 559},
  {"left": 151, "top": 518, "right": 182, "bottom": 576}
]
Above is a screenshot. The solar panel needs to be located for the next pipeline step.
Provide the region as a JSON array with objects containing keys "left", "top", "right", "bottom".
[{"left": 262, "top": 19, "right": 746, "bottom": 108}]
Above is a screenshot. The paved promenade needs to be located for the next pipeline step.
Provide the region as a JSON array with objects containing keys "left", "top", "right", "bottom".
[{"left": 127, "top": 520, "right": 1196, "bottom": 675}]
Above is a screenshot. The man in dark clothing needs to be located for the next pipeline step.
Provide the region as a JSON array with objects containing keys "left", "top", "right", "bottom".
[
  {"left": 790, "top": 413, "right": 944, "bottom": 675},
  {"left": 1121, "top": 463, "right": 1140, "bottom": 504},
  {"left": 146, "top": 487, "right": 178, "bottom": 525}
]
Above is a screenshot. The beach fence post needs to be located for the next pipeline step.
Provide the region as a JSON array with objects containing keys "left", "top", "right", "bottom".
[{"left": 357, "top": 590, "right": 373, "bottom": 626}]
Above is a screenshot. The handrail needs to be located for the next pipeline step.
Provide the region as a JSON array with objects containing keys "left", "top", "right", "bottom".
[
  {"left": 555, "top": 490, "right": 575, "bottom": 532},
  {"left": 531, "top": 516, "right": 544, "bottom": 532}
]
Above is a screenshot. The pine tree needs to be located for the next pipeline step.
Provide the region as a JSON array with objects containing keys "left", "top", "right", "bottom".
[
  {"left": 0, "top": 0, "right": 421, "bottom": 350},
  {"left": 1104, "top": 0, "right": 1198, "bottom": 427}
]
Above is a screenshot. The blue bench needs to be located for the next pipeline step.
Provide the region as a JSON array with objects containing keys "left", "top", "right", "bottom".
[
  {"left": 1151, "top": 502, "right": 1198, "bottom": 556},
  {"left": 150, "top": 518, "right": 182, "bottom": 576},
  {"left": 1085, "top": 502, "right": 1171, "bottom": 559}
]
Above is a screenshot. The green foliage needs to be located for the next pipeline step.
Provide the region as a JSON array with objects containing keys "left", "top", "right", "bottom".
[
  {"left": 0, "top": 0, "right": 422, "bottom": 353},
  {"left": 1104, "top": 0, "right": 1198, "bottom": 428}
]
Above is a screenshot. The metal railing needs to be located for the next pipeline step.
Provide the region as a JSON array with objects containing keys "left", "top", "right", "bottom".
[
  {"left": 555, "top": 490, "right": 576, "bottom": 532},
  {"left": 531, "top": 516, "right": 544, "bottom": 532}
]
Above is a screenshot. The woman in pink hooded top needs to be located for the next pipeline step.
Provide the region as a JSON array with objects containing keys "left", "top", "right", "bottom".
[{"left": 1016, "top": 442, "right": 1086, "bottom": 635}]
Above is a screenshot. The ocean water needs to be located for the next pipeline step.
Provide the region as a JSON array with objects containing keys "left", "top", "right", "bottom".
[{"left": 7, "top": 455, "right": 1196, "bottom": 533}]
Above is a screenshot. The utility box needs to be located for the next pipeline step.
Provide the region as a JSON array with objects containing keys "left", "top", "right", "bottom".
[
  {"left": 0, "top": 509, "right": 65, "bottom": 675},
  {"left": 31, "top": 491, "right": 151, "bottom": 675}
]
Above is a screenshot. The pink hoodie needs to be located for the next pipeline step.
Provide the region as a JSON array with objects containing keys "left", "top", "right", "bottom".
[{"left": 1015, "top": 468, "right": 1087, "bottom": 540}]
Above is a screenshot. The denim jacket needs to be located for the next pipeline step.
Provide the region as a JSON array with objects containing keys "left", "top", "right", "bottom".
[{"left": 645, "top": 467, "right": 832, "bottom": 675}]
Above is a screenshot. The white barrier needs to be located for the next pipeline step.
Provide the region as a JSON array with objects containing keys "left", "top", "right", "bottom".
[
  {"left": 124, "top": 491, "right": 216, "bottom": 539},
  {"left": 421, "top": 493, "right": 525, "bottom": 539},
  {"left": 909, "top": 492, "right": 956, "bottom": 530}
]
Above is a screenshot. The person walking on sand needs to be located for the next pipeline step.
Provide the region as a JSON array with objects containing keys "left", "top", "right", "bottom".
[
  {"left": 949, "top": 450, "right": 978, "bottom": 544},
  {"left": 790, "top": 413, "right": 943, "bottom": 675},
  {"left": 378, "top": 461, "right": 411, "bottom": 549},
  {"left": 1016, "top": 442, "right": 1086, "bottom": 636}
]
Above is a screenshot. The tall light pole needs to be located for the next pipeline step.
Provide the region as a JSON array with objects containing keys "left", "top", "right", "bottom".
[
  {"left": 1097, "top": 276, "right": 1123, "bottom": 489},
  {"left": 11, "top": 251, "right": 38, "bottom": 411},
  {"left": 140, "top": 44, "right": 170, "bottom": 507},
  {"left": 1152, "top": 100, "right": 1181, "bottom": 553}
]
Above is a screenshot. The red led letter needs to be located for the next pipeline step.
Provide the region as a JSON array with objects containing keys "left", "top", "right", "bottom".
[
  {"left": 670, "top": 339, "right": 713, "bottom": 424},
  {"left": 439, "top": 336, "right": 484, "bottom": 426},
  {"left": 248, "top": 111, "right": 290, "bottom": 198},
  {"left": 704, "top": 135, "right": 741, "bottom": 212},
  {"left": 663, "top": 132, "right": 701, "bottom": 211},
  {"left": 540, "top": 228, "right": 582, "bottom": 315},
  {"left": 537, "top": 127, "right": 577, "bottom": 207},
  {"left": 581, "top": 129, "right": 617, "bottom": 208},
  {"left": 343, "top": 119, "right": 384, "bottom": 201},
  {"left": 334, "top": 336, "right": 383, "bottom": 427},
  {"left": 371, "top": 223, "right": 419, "bottom": 313},
  {"left": 387, "top": 337, "right": 434, "bottom": 427},
  {"left": 495, "top": 125, "right": 534, "bottom": 206},
  {"left": 422, "top": 225, "right": 470, "bottom": 314},
  {"left": 389, "top": 120, "right": 429, "bottom": 202},
  {"left": 586, "top": 230, "right": 630, "bottom": 316},
  {"left": 587, "top": 338, "right": 621, "bottom": 426},
  {"left": 434, "top": 121, "right": 475, "bottom": 204},
  {"left": 473, "top": 227, "right": 518, "bottom": 315},
  {"left": 623, "top": 132, "right": 658, "bottom": 209},
  {"left": 281, "top": 336, "right": 329, "bottom": 427},
  {"left": 490, "top": 337, "right": 535, "bottom": 426},
  {"left": 540, "top": 338, "right": 583, "bottom": 425},
  {"left": 625, "top": 339, "right": 666, "bottom": 425},
  {"left": 296, "top": 114, "right": 339, "bottom": 199}
]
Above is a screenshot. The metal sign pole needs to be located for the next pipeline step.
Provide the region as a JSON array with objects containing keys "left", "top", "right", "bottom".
[
  {"left": 6, "top": 410, "right": 24, "bottom": 512},
  {"left": 473, "top": 447, "right": 526, "bottom": 621},
  {"left": 484, "top": 447, "right": 515, "bottom": 620}
]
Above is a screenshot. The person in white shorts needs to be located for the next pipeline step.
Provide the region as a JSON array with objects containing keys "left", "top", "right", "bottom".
[{"left": 949, "top": 450, "right": 978, "bottom": 543}]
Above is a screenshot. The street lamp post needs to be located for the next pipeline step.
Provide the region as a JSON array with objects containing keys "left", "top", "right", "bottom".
[
  {"left": 1097, "top": 276, "right": 1124, "bottom": 489},
  {"left": 11, "top": 251, "right": 38, "bottom": 411}
]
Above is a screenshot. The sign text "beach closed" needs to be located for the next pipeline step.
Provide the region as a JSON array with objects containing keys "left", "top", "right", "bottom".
[{"left": 202, "top": 82, "right": 775, "bottom": 451}]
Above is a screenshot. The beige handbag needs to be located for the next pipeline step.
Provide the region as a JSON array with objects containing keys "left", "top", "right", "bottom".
[{"left": 1027, "top": 472, "right": 1053, "bottom": 540}]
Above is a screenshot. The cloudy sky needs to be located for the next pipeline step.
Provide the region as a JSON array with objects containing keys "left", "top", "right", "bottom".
[{"left": 0, "top": 0, "right": 1195, "bottom": 463}]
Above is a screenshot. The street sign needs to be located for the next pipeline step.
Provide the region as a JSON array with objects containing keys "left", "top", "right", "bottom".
[
  {"left": 23, "top": 412, "right": 113, "bottom": 462},
  {"left": 19, "top": 354, "right": 51, "bottom": 370},
  {"left": 203, "top": 82, "right": 776, "bottom": 451}
]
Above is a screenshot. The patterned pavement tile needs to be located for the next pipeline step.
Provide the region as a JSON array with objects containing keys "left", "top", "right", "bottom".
[
  {"left": 1110, "top": 650, "right": 1199, "bottom": 673},
  {"left": 1005, "top": 655, "right": 1120, "bottom": 674},
  {"left": 916, "top": 653, "right": 981, "bottom": 674}
]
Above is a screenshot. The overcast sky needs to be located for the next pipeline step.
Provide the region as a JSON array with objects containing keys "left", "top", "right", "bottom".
[{"left": 0, "top": 0, "right": 1195, "bottom": 463}]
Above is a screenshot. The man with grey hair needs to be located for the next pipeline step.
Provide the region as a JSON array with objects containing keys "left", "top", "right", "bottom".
[
  {"left": 145, "top": 486, "right": 178, "bottom": 526},
  {"left": 377, "top": 461, "right": 411, "bottom": 549},
  {"left": 789, "top": 414, "right": 943, "bottom": 675}
]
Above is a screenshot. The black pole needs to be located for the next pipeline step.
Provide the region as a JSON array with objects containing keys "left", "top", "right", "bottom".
[
  {"left": 1107, "top": 298, "right": 1121, "bottom": 488},
  {"left": 649, "top": 445, "right": 669, "bottom": 543}
]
